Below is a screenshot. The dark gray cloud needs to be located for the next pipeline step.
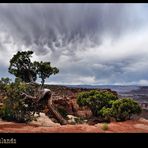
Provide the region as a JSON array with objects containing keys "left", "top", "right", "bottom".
[
  {"left": 0, "top": 3, "right": 148, "bottom": 85},
  {"left": 0, "top": 4, "right": 144, "bottom": 53}
]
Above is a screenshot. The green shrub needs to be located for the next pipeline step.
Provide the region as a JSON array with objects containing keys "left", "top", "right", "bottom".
[
  {"left": 77, "top": 90, "right": 118, "bottom": 117},
  {"left": 99, "top": 107, "right": 112, "bottom": 122},
  {"left": 75, "top": 117, "right": 86, "bottom": 124},
  {"left": 77, "top": 90, "right": 142, "bottom": 122},
  {"left": 0, "top": 77, "right": 12, "bottom": 96},
  {"left": 111, "top": 98, "right": 142, "bottom": 121},
  {"left": 0, "top": 81, "right": 36, "bottom": 123}
]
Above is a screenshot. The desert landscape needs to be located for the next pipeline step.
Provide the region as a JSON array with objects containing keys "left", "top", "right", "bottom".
[
  {"left": 0, "top": 85, "right": 148, "bottom": 133},
  {"left": 0, "top": 4, "right": 148, "bottom": 135}
]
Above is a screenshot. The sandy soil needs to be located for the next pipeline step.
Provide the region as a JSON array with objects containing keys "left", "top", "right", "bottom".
[{"left": 0, "top": 117, "right": 148, "bottom": 133}]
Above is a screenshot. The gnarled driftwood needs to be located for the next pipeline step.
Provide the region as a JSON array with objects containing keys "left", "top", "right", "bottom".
[{"left": 21, "top": 89, "right": 67, "bottom": 125}]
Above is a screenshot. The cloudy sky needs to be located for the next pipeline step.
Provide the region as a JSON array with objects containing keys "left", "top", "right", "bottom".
[{"left": 0, "top": 3, "right": 148, "bottom": 85}]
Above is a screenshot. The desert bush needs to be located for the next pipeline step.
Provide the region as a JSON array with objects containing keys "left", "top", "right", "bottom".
[
  {"left": 75, "top": 117, "right": 86, "bottom": 124},
  {"left": 77, "top": 90, "right": 142, "bottom": 122},
  {"left": 77, "top": 90, "right": 118, "bottom": 117},
  {"left": 0, "top": 81, "right": 36, "bottom": 123},
  {"left": 99, "top": 107, "right": 112, "bottom": 122},
  {"left": 111, "top": 98, "right": 142, "bottom": 121},
  {"left": 101, "top": 123, "right": 109, "bottom": 130},
  {"left": 0, "top": 77, "right": 11, "bottom": 93}
]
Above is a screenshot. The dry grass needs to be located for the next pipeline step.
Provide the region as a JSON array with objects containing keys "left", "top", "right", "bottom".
[{"left": 101, "top": 123, "right": 109, "bottom": 130}]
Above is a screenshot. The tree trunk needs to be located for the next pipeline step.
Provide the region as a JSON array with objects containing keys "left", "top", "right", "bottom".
[
  {"left": 28, "top": 71, "right": 34, "bottom": 82},
  {"left": 47, "top": 97, "right": 67, "bottom": 125},
  {"left": 22, "top": 91, "right": 68, "bottom": 125}
]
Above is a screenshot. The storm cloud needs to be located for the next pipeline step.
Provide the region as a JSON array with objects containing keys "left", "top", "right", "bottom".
[{"left": 0, "top": 3, "right": 148, "bottom": 85}]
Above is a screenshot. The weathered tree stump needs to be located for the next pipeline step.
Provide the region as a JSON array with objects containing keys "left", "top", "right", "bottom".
[{"left": 21, "top": 88, "right": 67, "bottom": 125}]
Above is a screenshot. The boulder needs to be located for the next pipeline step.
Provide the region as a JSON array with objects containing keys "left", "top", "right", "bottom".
[
  {"left": 67, "top": 115, "right": 79, "bottom": 124},
  {"left": 30, "top": 113, "right": 60, "bottom": 127}
]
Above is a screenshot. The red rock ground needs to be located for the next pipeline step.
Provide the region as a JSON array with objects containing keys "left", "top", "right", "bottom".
[{"left": 0, "top": 118, "right": 148, "bottom": 133}]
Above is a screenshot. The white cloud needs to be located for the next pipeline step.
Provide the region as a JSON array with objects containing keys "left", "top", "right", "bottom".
[
  {"left": 138, "top": 80, "right": 148, "bottom": 85},
  {"left": 76, "top": 27, "right": 148, "bottom": 64}
]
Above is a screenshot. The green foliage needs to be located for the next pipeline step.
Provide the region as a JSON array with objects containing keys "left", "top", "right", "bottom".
[
  {"left": 111, "top": 98, "right": 142, "bottom": 121},
  {"left": 99, "top": 107, "right": 112, "bottom": 121},
  {"left": 8, "top": 50, "right": 59, "bottom": 86},
  {"left": 15, "top": 77, "right": 23, "bottom": 84},
  {"left": 33, "top": 61, "right": 59, "bottom": 86},
  {"left": 0, "top": 77, "right": 11, "bottom": 85},
  {"left": 77, "top": 90, "right": 118, "bottom": 116},
  {"left": 0, "top": 50, "right": 60, "bottom": 123},
  {"left": 8, "top": 51, "right": 36, "bottom": 82},
  {"left": 77, "top": 90, "right": 142, "bottom": 122},
  {"left": 0, "top": 77, "right": 12, "bottom": 99},
  {"left": 0, "top": 81, "right": 36, "bottom": 123},
  {"left": 75, "top": 117, "right": 86, "bottom": 124},
  {"left": 101, "top": 123, "right": 109, "bottom": 130},
  {"left": 0, "top": 77, "right": 11, "bottom": 90}
]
